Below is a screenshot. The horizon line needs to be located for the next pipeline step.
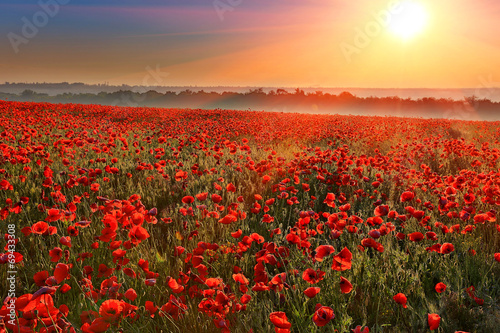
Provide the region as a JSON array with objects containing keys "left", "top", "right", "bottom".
[{"left": 2, "top": 81, "right": 499, "bottom": 91}]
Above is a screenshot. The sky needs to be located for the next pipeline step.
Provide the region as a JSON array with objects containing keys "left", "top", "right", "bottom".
[{"left": 1, "top": 0, "right": 500, "bottom": 89}]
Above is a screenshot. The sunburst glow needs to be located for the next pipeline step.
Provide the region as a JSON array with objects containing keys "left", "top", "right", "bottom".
[{"left": 389, "top": 1, "right": 428, "bottom": 40}]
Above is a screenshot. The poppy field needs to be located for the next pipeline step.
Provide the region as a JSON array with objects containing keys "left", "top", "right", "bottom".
[{"left": 1, "top": 100, "right": 500, "bottom": 333}]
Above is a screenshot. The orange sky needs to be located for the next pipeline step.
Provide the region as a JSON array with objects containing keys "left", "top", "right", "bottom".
[{"left": 2, "top": 0, "right": 500, "bottom": 88}]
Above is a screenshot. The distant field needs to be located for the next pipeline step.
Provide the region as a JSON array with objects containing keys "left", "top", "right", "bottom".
[{"left": 0, "top": 100, "right": 499, "bottom": 332}]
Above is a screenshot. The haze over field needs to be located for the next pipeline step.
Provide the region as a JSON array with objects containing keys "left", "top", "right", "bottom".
[{"left": 2, "top": 83, "right": 500, "bottom": 103}]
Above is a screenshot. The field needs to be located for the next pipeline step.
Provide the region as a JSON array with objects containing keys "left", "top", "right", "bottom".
[{"left": 0, "top": 100, "right": 499, "bottom": 333}]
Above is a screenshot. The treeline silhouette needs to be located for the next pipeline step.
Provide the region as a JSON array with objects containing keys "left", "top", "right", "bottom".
[{"left": 1, "top": 88, "right": 498, "bottom": 120}]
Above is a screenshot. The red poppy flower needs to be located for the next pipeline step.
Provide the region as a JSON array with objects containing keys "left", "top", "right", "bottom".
[
  {"left": 145, "top": 301, "right": 158, "bottom": 318},
  {"left": 440, "top": 243, "right": 454, "bottom": 254},
  {"left": 99, "top": 299, "right": 124, "bottom": 323},
  {"left": 60, "top": 284, "right": 71, "bottom": 294},
  {"left": 312, "top": 304, "right": 335, "bottom": 327},
  {"left": 195, "top": 192, "right": 208, "bottom": 201},
  {"left": 266, "top": 198, "right": 275, "bottom": 205},
  {"left": 124, "top": 288, "right": 137, "bottom": 301},
  {"left": 408, "top": 232, "right": 424, "bottom": 242},
  {"left": 233, "top": 273, "right": 249, "bottom": 285},
  {"left": 33, "top": 271, "right": 49, "bottom": 287},
  {"left": 374, "top": 205, "right": 389, "bottom": 217},
  {"left": 340, "top": 276, "right": 353, "bottom": 294},
  {"left": 302, "top": 268, "right": 325, "bottom": 284},
  {"left": 90, "top": 183, "right": 99, "bottom": 192},
  {"left": 428, "top": 313, "right": 441, "bottom": 330},
  {"left": 262, "top": 214, "right": 275, "bottom": 223},
  {"left": 425, "top": 232, "right": 438, "bottom": 240},
  {"left": 205, "top": 278, "right": 221, "bottom": 288},
  {"left": 352, "top": 326, "right": 370, "bottom": 333},
  {"left": 241, "top": 294, "right": 252, "bottom": 304},
  {"left": 131, "top": 213, "right": 144, "bottom": 225},
  {"left": 231, "top": 229, "right": 243, "bottom": 238},
  {"left": 315, "top": 245, "right": 335, "bottom": 262},
  {"left": 226, "top": 183, "right": 236, "bottom": 192},
  {"left": 395, "top": 232, "right": 406, "bottom": 240},
  {"left": 59, "top": 236, "right": 72, "bottom": 248},
  {"left": 218, "top": 214, "right": 237, "bottom": 224},
  {"left": 83, "top": 317, "right": 110, "bottom": 332},
  {"left": 211, "top": 194, "right": 222, "bottom": 203},
  {"left": 174, "top": 170, "right": 187, "bottom": 181},
  {"left": 435, "top": 282, "right": 446, "bottom": 293},
  {"left": 122, "top": 267, "right": 136, "bottom": 279},
  {"left": 400, "top": 191, "right": 415, "bottom": 202},
  {"left": 80, "top": 310, "right": 97, "bottom": 326},
  {"left": 138, "top": 259, "right": 150, "bottom": 272},
  {"left": 21, "top": 226, "right": 32, "bottom": 237},
  {"left": 393, "top": 293, "right": 407, "bottom": 308},
  {"left": 368, "top": 230, "right": 381, "bottom": 239},
  {"left": 269, "top": 311, "right": 291, "bottom": 330},
  {"left": 332, "top": 247, "right": 352, "bottom": 271},
  {"left": 45, "top": 208, "right": 61, "bottom": 222},
  {"left": 31, "top": 221, "right": 49, "bottom": 234},
  {"left": 473, "top": 296, "right": 484, "bottom": 305},
  {"left": 145, "top": 278, "right": 156, "bottom": 286},
  {"left": 339, "top": 204, "right": 351, "bottom": 212},
  {"left": 0, "top": 179, "right": 13, "bottom": 190},
  {"left": 128, "top": 225, "right": 150, "bottom": 244},
  {"left": 182, "top": 196, "right": 195, "bottom": 204},
  {"left": 54, "top": 263, "right": 69, "bottom": 284},
  {"left": 166, "top": 277, "right": 185, "bottom": 293},
  {"left": 173, "top": 246, "right": 185, "bottom": 256},
  {"left": 49, "top": 247, "right": 63, "bottom": 262},
  {"left": 323, "top": 193, "right": 336, "bottom": 207},
  {"left": 304, "top": 287, "right": 321, "bottom": 298}
]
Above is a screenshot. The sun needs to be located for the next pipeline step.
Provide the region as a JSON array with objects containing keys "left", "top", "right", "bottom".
[{"left": 388, "top": 1, "right": 428, "bottom": 40}]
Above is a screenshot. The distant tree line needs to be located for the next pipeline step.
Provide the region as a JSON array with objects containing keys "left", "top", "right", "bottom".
[{"left": 1, "top": 88, "right": 498, "bottom": 120}]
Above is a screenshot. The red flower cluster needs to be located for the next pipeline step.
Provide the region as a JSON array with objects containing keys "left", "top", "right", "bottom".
[{"left": 0, "top": 101, "right": 498, "bottom": 332}]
